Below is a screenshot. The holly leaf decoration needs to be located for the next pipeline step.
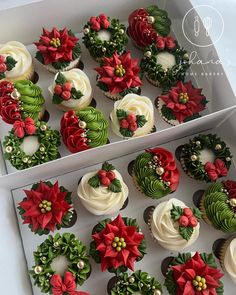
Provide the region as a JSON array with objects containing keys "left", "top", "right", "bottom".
[
  {"left": 120, "top": 128, "right": 134, "bottom": 138},
  {"left": 6, "top": 56, "right": 17, "bottom": 71},
  {"left": 161, "top": 104, "right": 176, "bottom": 120},
  {"left": 170, "top": 204, "right": 183, "bottom": 221},
  {"left": 55, "top": 72, "right": 67, "bottom": 85},
  {"left": 102, "top": 161, "right": 115, "bottom": 171},
  {"left": 52, "top": 60, "right": 70, "bottom": 70},
  {"left": 88, "top": 174, "right": 101, "bottom": 188},
  {"left": 108, "top": 178, "right": 122, "bottom": 193},
  {"left": 136, "top": 115, "right": 147, "bottom": 128},
  {"left": 193, "top": 207, "right": 202, "bottom": 220},
  {"left": 71, "top": 87, "right": 83, "bottom": 100},
  {"left": 0, "top": 73, "right": 5, "bottom": 79},
  {"left": 179, "top": 226, "right": 193, "bottom": 241},
  {"left": 116, "top": 109, "right": 127, "bottom": 120},
  {"left": 97, "top": 81, "right": 109, "bottom": 92},
  {"left": 164, "top": 270, "right": 177, "bottom": 295},
  {"left": 52, "top": 94, "right": 63, "bottom": 104}
]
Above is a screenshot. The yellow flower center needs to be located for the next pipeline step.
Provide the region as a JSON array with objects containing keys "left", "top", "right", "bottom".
[
  {"left": 38, "top": 199, "right": 52, "bottom": 213},
  {"left": 179, "top": 92, "right": 189, "bottom": 104},
  {"left": 50, "top": 37, "right": 61, "bottom": 48},
  {"left": 192, "top": 276, "right": 207, "bottom": 292},
  {"left": 112, "top": 237, "right": 126, "bottom": 252},
  {"left": 115, "top": 64, "right": 126, "bottom": 77}
]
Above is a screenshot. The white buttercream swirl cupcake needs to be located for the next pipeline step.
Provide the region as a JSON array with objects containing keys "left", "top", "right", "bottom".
[
  {"left": 149, "top": 198, "right": 201, "bottom": 251},
  {"left": 110, "top": 94, "right": 154, "bottom": 139},
  {"left": 77, "top": 161, "right": 129, "bottom": 215},
  {"left": 48, "top": 69, "right": 93, "bottom": 111},
  {"left": 0, "top": 41, "right": 34, "bottom": 82}
]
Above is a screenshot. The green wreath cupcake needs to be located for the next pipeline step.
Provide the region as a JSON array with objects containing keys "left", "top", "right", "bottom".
[
  {"left": 83, "top": 14, "right": 128, "bottom": 61},
  {"left": 3, "top": 118, "right": 60, "bottom": 170},
  {"left": 132, "top": 147, "right": 180, "bottom": 199},
  {"left": 180, "top": 134, "right": 232, "bottom": 182},
  {"left": 199, "top": 180, "right": 236, "bottom": 232},
  {"left": 90, "top": 214, "right": 146, "bottom": 275},
  {"left": 109, "top": 270, "right": 162, "bottom": 295},
  {"left": 29, "top": 233, "right": 91, "bottom": 294},
  {"left": 163, "top": 252, "right": 224, "bottom": 295},
  {"left": 0, "top": 80, "right": 45, "bottom": 124},
  {"left": 140, "top": 41, "right": 189, "bottom": 89},
  {"left": 18, "top": 181, "right": 74, "bottom": 235}
]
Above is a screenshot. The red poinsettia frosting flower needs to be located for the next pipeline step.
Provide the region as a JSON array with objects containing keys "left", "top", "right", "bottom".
[
  {"left": 0, "top": 81, "right": 21, "bottom": 124},
  {"left": 19, "top": 181, "right": 71, "bottom": 232},
  {"left": 34, "top": 28, "right": 79, "bottom": 65},
  {"left": 223, "top": 180, "right": 236, "bottom": 198},
  {"left": 160, "top": 81, "right": 206, "bottom": 123},
  {"left": 95, "top": 51, "right": 142, "bottom": 94},
  {"left": 146, "top": 147, "right": 180, "bottom": 190},
  {"left": 172, "top": 252, "right": 223, "bottom": 295},
  {"left": 60, "top": 110, "right": 89, "bottom": 153},
  {"left": 92, "top": 214, "right": 144, "bottom": 271}
]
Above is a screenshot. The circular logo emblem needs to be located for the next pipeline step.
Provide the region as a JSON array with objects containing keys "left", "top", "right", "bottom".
[{"left": 182, "top": 5, "right": 224, "bottom": 48}]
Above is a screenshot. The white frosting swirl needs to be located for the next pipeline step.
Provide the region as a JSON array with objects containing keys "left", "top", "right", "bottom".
[
  {"left": 224, "top": 238, "right": 236, "bottom": 283},
  {"left": 110, "top": 94, "right": 154, "bottom": 138},
  {"left": 0, "top": 41, "right": 33, "bottom": 80},
  {"left": 150, "top": 198, "right": 200, "bottom": 251},
  {"left": 156, "top": 52, "right": 176, "bottom": 70},
  {"left": 48, "top": 68, "right": 92, "bottom": 111},
  {"left": 77, "top": 169, "right": 129, "bottom": 215}
]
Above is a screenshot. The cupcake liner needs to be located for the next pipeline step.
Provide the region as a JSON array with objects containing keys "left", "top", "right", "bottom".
[
  {"left": 42, "top": 56, "right": 81, "bottom": 74},
  {"left": 103, "top": 91, "right": 123, "bottom": 101},
  {"left": 180, "top": 156, "right": 196, "bottom": 180},
  {"left": 156, "top": 98, "right": 178, "bottom": 126},
  {"left": 145, "top": 73, "right": 161, "bottom": 87}
]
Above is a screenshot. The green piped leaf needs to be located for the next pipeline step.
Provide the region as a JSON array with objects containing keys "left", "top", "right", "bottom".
[
  {"left": 170, "top": 204, "right": 183, "bottom": 221},
  {"left": 120, "top": 128, "right": 134, "bottom": 138},
  {"left": 102, "top": 161, "right": 115, "bottom": 171},
  {"left": 193, "top": 207, "right": 203, "bottom": 219},
  {"left": 55, "top": 72, "right": 67, "bottom": 85},
  {"left": 71, "top": 87, "right": 83, "bottom": 100},
  {"left": 179, "top": 226, "right": 194, "bottom": 241},
  {"left": 88, "top": 174, "right": 100, "bottom": 188},
  {"left": 6, "top": 56, "right": 17, "bottom": 71},
  {"left": 109, "top": 178, "right": 122, "bottom": 193},
  {"left": 136, "top": 115, "right": 147, "bottom": 128},
  {"left": 161, "top": 104, "right": 176, "bottom": 120},
  {"left": 52, "top": 94, "right": 63, "bottom": 104},
  {"left": 116, "top": 109, "right": 127, "bottom": 120}
]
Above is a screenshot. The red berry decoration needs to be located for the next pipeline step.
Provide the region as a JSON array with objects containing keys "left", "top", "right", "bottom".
[
  {"left": 54, "top": 84, "right": 63, "bottom": 95},
  {"left": 127, "top": 113, "right": 136, "bottom": 123},
  {"left": 183, "top": 208, "right": 193, "bottom": 218},
  {"left": 129, "top": 122, "right": 138, "bottom": 132},
  {"left": 0, "top": 56, "right": 6, "bottom": 63},
  {"left": 101, "top": 177, "right": 111, "bottom": 187},
  {"left": 106, "top": 171, "right": 116, "bottom": 181},
  {"left": 61, "top": 91, "right": 71, "bottom": 100},
  {"left": 98, "top": 170, "right": 107, "bottom": 178},
  {"left": 63, "top": 82, "right": 73, "bottom": 92},
  {"left": 0, "top": 63, "right": 7, "bottom": 73},
  {"left": 189, "top": 216, "right": 198, "bottom": 227},
  {"left": 120, "top": 119, "right": 129, "bottom": 129},
  {"left": 179, "top": 215, "right": 189, "bottom": 227}
]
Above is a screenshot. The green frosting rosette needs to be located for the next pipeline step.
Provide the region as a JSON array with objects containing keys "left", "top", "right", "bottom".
[
  {"left": 201, "top": 180, "right": 236, "bottom": 232},
  {"left": 60, "top": 107, "right": 109, "bottom": 153},
  {"left": 0, "top": 80, "right": 45, "bottom": 124},
  {"left": 3, "top": 120, "right": 60, "bottom": 170}
]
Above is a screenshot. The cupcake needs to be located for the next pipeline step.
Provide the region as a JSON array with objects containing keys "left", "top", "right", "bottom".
[
  {"left": 30, "top": 233, "right": 91, "bottom": 294},
  {"left": 60, "top": 108, "right": 109, "bottom": 153},
  {"left": 3, "top": 118, "right": 60, "bottom": 170},
  {"left": 48, "top": 69, "right": 92, "bottom": 111},
  {"left": 0, "top": 80, "right": 45, "bottom": 124},
  {"left": 179, "top": 133, "right": 232, "bottom": 182},
  {"left": 18, "top": 181, "right": 74, "bottom": 235},
  {"left": 0, "top": 41, "right": 34, "bottom": 82},
  {"left": 95, "top": 51, "right": 142, "bottom": 100},
  {"left": 200, "top": 180, "right": 236, "bottom": 232},
  {"left": 34, "top": 27, "right": 81, "bottom": 73},
  {"left": 157, "top": 80, "right": 208, "bottom": 125},
  {"left": 128, "top": 5, "right": 171, "bottom": 50},
  {"left": 141, "top": 42, "right": 190, "bottom": 89},
  {"left": 77, "top": 161, "right": 128, "bottom": 215},
  {"left": 110, "top": 94, "right": 154, "bottom": 139},
  {"left": 109, "top": 270, "right": 162, "bottom": 295},
  {"left": 83, "top": 14, "right": 128, "bottom": 61},
  {"left": 133, "top": 147, "right": 180, "bottom": 199},
  {"left": 148, "top": 198, "right": 201, "bottom": 251},
  {"left": 90, "top": 214, "right": 146, "bottom": 274},
  {"left": 163, "top": 252, "right": 224, "bottom": 294}
]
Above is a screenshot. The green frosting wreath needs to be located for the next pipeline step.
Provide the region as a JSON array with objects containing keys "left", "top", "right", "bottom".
[
  {"left": 3, "top": 121, "right": 60, "bottom": 170},
  {"left": 29, "top": 233, "right": 91, "bottom": 293},
  {"left": 180, "top": 134, "right": 232, "bottom": 182},
  {"left": 140, "top": 43, "right": 190, "bottom": 89},
  {"left": 83, "top": 16, "right": 128, "bottom": 61},
  {"left": 203, "top": 181, "right": 236, "bottom": 232},
  {"left": 111, "top": 270, "right": 162, "bottom": 295}
]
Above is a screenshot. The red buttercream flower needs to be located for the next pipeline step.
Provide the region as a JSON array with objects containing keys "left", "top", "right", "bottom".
[
  {"left": 92, "top": 214, "right": 144, "bottom": 271},
  {"left": 204, "top": 159, "right": 228, "bottom": 181},
  {"left": 146, "top": 147, "right": 180, "bottom": 191},
  {"left": 165, "top": 36, "right": 176, "bottom": 49},
  {"left": 13, "top": 117, "right": 36, "bottom": 138},
  {"left": 160, "top": 81, "right": 206, "bottom": 123},
  {"left": 60, "top": 111, "right": 89, "bottom": 153},
  {"left": 223, "top": 180, "right": 236, "bottom": 198},
  {"left": 89, "top": 14, "right": 110, "bottom": 31},
  {"left": 95, "top": 51, "right": 142, "bottom": 94},
  {"left": 172, "top": 252, "right": 223, "bottom": 295},
  {"left": 18, "top": 181, "right": 71, "bottom": 232},
  {"left": 50, "top": 272, "right": 90, "bottom": 295},
  {"left": 34, "top": 27, "right": 79, "bottom": 65},
  {"left": 156, "top": 36, "right": 165, "bottom": 50}
]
